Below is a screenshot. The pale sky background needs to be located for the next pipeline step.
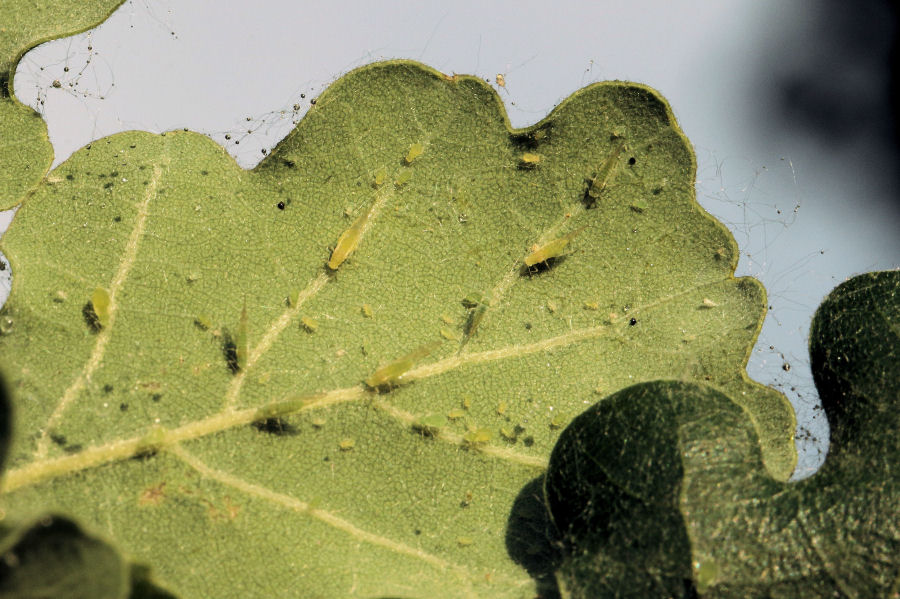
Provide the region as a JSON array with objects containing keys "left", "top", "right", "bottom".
[{"left": 3, "top": 0, "right": 898, "bottom": 477}]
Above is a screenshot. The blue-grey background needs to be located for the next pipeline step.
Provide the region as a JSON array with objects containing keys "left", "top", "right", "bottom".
[{"left": 2, "top": 0, "right": 898, "bottom": 477}]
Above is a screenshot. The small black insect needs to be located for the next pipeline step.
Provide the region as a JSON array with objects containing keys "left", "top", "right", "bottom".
[
  {"left": 277, "top": 201, "right": 285, "bottom": 210},
  {"left": 629, "top": 318, "right": 637, "bottom": 326}
]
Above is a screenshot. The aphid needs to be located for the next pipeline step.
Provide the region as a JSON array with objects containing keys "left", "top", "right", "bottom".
[
  {"left": 520, "top": 152, "right": 541, "bottom": 166},
  {"left": 395, "top": 169, "right": 413, "bottom": 185},
  {"left": 462, "top": 292, "right": 490, "bottom": 343},
  {"left": 463, "top": 427, "right": 493, "bottom": 446},
  {"left": 405, "top": 142, "right": 425, "bottom": 164},
  {"left": 462, "top": 395, "right": 471, "bottom": 410},
  {"left": 523, "top": 226, "right": 587, "bottom": 267},
  {"left": 583, "top": 301, "right": 599, "bottom": 311},
  {"left": 440, "top": 327, "right": 461, "bottom": 342},
  {"left": 701, "top": 298, "right": 718, "bottom": 308},
  {"left": 630, "top": 198, "right": 648, "bottom": 212},
  {"left": 457, "top": 536, "right": 474, "bottom": 547},
  {"left": 499, "top": 426, "right": 516, "bottom": 440},
  {"left": 300, "top": 316, "right": 318, "bottom": 332},
  {"left": 440, "top": 313, "right": 454, "bottom": 325},
  {"left": 550, "top": 413, "right": 566, "bottom": 429},
  {"left": 361, "top": 304, "right": 373, "bottom": 318},
  {"left": 373, "top": 167, "right": 387, "bottom": 186},
  {"left": 311, "top": 417, "right": 327, "bottom": 428},
  {"left": 194, "top": 314, "right": 212, "bottom": 330},
  {"left": 588, "top": 142, "right": 626, "bottom": 199},
  {"left": 327, "top": 208, "right": 370, "bottom": 270},
  {"left": 496, "top": 401, "right": 507, "bottom": 416},
  {"left": 339, "top": 438, "right": 355, "bottom": 451},
  {"left": 447, "top": 408, "right": 466, "bottom": 420},
  {"left": 546, "top": 300, "right": 558, "bottom": 314},
  {"left": 417, "top": 413, "right": 447, "bottom": 430},
  {"left": 364, "top": 340, "right": 441, "bottom": 390},
  {"left": 288, "top": 290, "right": 300, "bottom": 307},
  {"left": 235, "top": 302, "right": 249, "bottom": 372},
  {"left": 91, "top": 287, "right": 111, "bottom": 328},
  {"left": 495, "top": 73, "right": 506, "bottom": 88}
]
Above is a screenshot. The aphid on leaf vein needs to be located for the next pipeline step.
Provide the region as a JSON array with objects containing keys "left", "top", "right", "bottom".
[
  {"left": 327, "top": 208, "right": 370, "bottom": 270},
  {"left": 300, "top": 316, "right": 318, "bottom": 332},
  {"left": 524, "top": 226, "right": 587, "bottom": 267},
  {"left": 91, "top": 287, "right": 111, "bottom": 328},
  {"left": 364, "top": 340, "right": 442, "bottom": 390},
  {"left": 588, "top": 142, "right": 626, "bottom": 199}
]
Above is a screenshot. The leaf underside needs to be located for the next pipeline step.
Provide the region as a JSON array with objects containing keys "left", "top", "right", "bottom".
[
  {"left": 0, "top": 57, "right": 796, "bottom": 597},
  {"left": 546, "top": 271, "right": 899, "bottom": 598}
]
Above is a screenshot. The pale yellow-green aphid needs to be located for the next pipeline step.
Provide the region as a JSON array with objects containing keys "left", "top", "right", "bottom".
[
  {"left": 91, "top": 287, "right": 111, "bottom": 328},
  {"left": 395, "top": 169, "right": 413, "bottom": 186},
  {"left": 447, "top": 408, "right": 466, "bottom": 420},
  {"left": 361, "top": 303, "right": 374, "bottom": 318},
  {"left": 300, "top": 316, "right": 318, "bottom": 332},
  {"left": 520, "top": 152, "right": 541, "bottom": 166},
  {"left": 339, "top": 438, "right": 355, "bottom": 451},
  {"left": 373, "top": 167, "right": 387, "bottom": 187},
  {"left": 235, "top": 302, "right": 249, "bottom": 372},
  {"left": 364, "top": 340, "right": 441, "bottom": 390},
  {"left": 463, "top": 426, "right": 492, "bottom": 446},
  {"left": 588, "top": 142, "right": 625, "bottom": 199},
  {"left": 327, "top": 209, "right": 370, "bottom": 270},
  {"left": 524, "top": 226, "right": 587, "bottom": 267},
  {"left": 405, "top": 142, "right": 425, "bottom": 164}
]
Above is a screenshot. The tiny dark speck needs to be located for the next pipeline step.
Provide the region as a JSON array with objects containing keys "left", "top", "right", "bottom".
[
  {"left": 414, "top": 529, "right": 422, "bottom": 535},
  {"left": 277, "top": 201, "right": 285, "bottom": 210},
  {"left": 524, "top": 322, "right": 532, "bottom": 330},
  {"left": 628, "top": 157, "right": 636, "bottom": 165},
  {"left": 629, "top": 318, "right": 637, "bottom": 326},
  {"left": 119, "top": 403, "right": 129, "bottom": 411},
  {"left": 113, "top": 216, "right": 122, "bottom": 222}
]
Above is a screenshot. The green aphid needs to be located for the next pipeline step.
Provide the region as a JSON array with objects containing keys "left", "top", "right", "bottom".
[
  {"left": 194, "top": 314, "right": 212, "bottom": 330},
  {"left": 631, "top": 198, "right": 649, "bottom": 212},
  {"left": 395, "top": 169, "right": 413, "bottom": 185},
  {"left": 550, "top": 412, "right": 566, "bottom": 429},
  {"left": 524, "top": 226, "right": 587, "bottom": 267},
  {"left": 235, "top": 302, "right": 249, "bottom": 372},
  {"left": 588, "top": 142, "right": 625, "bottom": 199},
  {"left": 405, "top": 142, "right": 425, "bottom": 164},
  {"left": 300, "top": 316, "right": 318, "bottom": 333},
  {"left": 373, "top": 167, "right": 387, "bottom": 186},
  {"left": 91, "top": 287, "right": 111, "bottom": 328},
  {"left": 418, "top": 413, "right": 447, "bottom": 430},
  {"left": 447, "top": 409, "right": 466, "bottom": 420},
  {"left": 463, "top": 427, "right": 493, "bottom": 446},
  {"left": 364, "top": 340, "right": 441, "bottom": 390},
  {"left": 361, "top": 303, "right": 374, "bottom": 318},
  {"left": 288, "top": 289, "right": 300, "bottom": 307},
  {"left": 461, "top": 292, "right": 491, "bottom": 343},
  {"left": 327, "top": 208, "right": 370, "bottom": 271}
]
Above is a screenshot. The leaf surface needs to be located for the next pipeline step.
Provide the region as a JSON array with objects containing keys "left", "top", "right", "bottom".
[
  {"left": 546, "top": 271, "right": 899, "bottom": 597},
  {"left": 0, "top": 60, "right": 795, "bottom": 597}
]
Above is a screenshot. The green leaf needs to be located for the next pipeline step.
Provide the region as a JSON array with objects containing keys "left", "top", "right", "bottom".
[
  {"left": 0, "top": 515, "right": 128, "bottom": 599},
  {"left": 545, "top": 270, "right": 899, "bottom": 597},
  {"left": 0, "top": 0, "right": 123, "bottom": 209},
  {"left": 0, "top": 60, "right": 795, "bottom": 597}
]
